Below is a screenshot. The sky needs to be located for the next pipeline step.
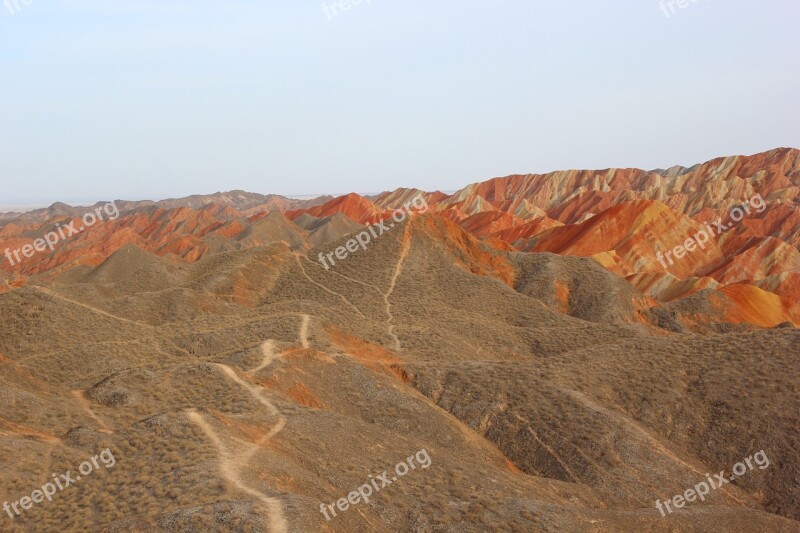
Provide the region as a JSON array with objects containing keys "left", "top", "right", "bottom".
[{"left": 1, "top": 0, "right": 799, "bottom": 205}]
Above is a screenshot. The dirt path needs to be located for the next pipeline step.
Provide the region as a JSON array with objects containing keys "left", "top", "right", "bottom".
[
  {"left": 215, "top": 363, "right": 286, "bottom": 439},
  {"left": 294, "top": 255, "right": 366, "bottom": 318},
  {"left": 526, "top": 427, "right": 582, "bottom": 483},
  {"left": 32, "top": 286, "right": 152, "bottom": 328},
  {"left": 250, "top": 340, "right": 279, "bottom": 374},
  {"left": 186, "top": 316, "right": 321, "bottom": 533},
  {"left": 188, "top": 311, "right": 321, "bottom": 530},
  {"left": 297, "top": 223, "right": 411, "bottom": 352},
  {"left": 513, "top": 410, "right": 640, "bottom": 501},
  {"left": 249, "top": 315, "right": 308, "bottom": 374},
  {"left": 188, "top": 409, "right": 288, "bottom": 533},
  {"left": 384, "top": 225, "right": 412, "bottom": 351},
  {"left": 71, "top": 389, "right": 113, "bottom": 434},
  {"left": 301, "top": 254, "right": 384, "bottom": 296}
]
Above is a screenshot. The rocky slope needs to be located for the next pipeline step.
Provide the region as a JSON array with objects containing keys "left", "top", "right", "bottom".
[{"left": 0, "top": 214, "right": 797, "bottom": 531}]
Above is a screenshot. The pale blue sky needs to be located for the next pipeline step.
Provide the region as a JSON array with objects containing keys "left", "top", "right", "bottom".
[{"left": 1, "top": 0, "right": 798, "bottom": 204}]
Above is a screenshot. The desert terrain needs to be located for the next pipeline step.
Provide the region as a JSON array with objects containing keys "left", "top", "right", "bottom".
[{"left": 0, "top": 149, "right": 798, "bottom": 532}]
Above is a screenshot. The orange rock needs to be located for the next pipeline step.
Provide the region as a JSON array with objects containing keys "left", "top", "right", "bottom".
[{"left": 286, "top": 193, "right": 383, "bottom": 225}]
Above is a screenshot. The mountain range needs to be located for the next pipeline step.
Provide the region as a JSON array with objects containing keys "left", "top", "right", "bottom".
[
  {"left": 0, "top": 148, "right": 798, "bottom": 531},
  {"left": 3, "top": 147, "right": 798, "bottom": 329}
]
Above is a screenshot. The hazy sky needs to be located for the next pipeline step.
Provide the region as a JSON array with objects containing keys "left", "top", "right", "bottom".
[{"left": 1, "top": 0, "right": 799, "bottom": 204}]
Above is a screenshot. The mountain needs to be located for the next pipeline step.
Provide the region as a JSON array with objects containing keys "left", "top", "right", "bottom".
[
  {"left": 0, "top": 191, "right": 328, "bottom": 223},
  {"left": 0, "top": 149, "right": 798, "bottom": 530},
  {"left": 299, "top": 213, "right": 366, "bottom": 248},
  {"left": 0, "top": 209, "right": 797, "bottom": 531},
  {"left": 286, "top": 193, "right": 385, "bottom": 225},
  {"left": 3, "top": 149, "right": 799, "bottom": 329}
]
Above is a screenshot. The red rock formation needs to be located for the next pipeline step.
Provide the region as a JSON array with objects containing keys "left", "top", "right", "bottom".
[
  {"left": 713, "top": 284, "right": 797, "bottom": 328},
  {"left": 527, "top": 200, "right": 725, "bottom": 278},
  {"left": 286, "top": 193, "right": 383, "bottom": 224},
  {"left": 459, "top": 211, "right": 524, "bottom": 238},
  {"left": 490, "top": 217, "right": 564, "bottom": 245},
  {"left": 1, "top": 147, "right": 797, "bottom": 328}
]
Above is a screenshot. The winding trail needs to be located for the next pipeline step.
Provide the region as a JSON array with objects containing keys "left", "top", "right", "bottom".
[
  {"left": 298, "top": 225, "right": 412, "bottom": 352},
  {"left": 187, "top": 318, "right": 315, "bottom": 532},
  {"left": 188, "top": 409, "right": 288, "bottom": 533},
  {"left": 215, "top": 363, "right": 286, "bottom": 439}
]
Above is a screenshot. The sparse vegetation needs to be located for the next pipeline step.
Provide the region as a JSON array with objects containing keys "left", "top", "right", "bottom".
[{"left": 0, "top": 217, "right": 797, "bottom": 531}]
